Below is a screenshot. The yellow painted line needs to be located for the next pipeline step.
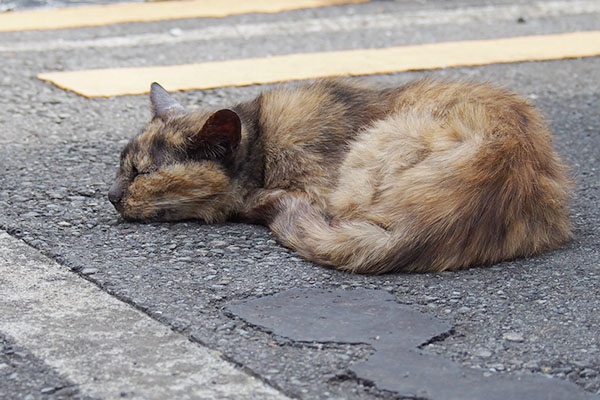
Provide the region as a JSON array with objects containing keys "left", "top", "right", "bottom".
[
  {"left": 0, "top": 0, "right": 368, "bottom": 32},
  {"left": 38, "top": 30, "right": 600, "bottom": 98}
]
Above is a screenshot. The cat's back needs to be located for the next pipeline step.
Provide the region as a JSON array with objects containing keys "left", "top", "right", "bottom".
[
  {"left": 388, "top": 79, "right": 547, "bottom": 142},
  {"left": 389, "top": 78, "right": 525, "bottom": 112},
  {"left": 255, "top": 79, "right": 388, "bottom": 192},
  {"left": 258, "top": 79, "right": 387, "bottom": 143}
]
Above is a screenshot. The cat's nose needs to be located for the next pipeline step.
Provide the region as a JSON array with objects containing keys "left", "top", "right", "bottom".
[
  {"left": 108, "top": 183, "right": 123, "bottom": 206},
  {"left": 107, "top": 189, "right": 121, "bottom": 206}
]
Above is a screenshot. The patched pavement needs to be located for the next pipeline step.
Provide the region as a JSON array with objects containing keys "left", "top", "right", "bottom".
[{"left": 1, "top": 1, "right": 599, "bottom": 399}]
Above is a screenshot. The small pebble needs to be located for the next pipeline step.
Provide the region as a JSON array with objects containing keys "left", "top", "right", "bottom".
[
  {"left": 489, "top": 363, "right": 505, "bottom": 371},
  {"left": 523, "top": 360, "right": 540, "bottom": 370},
  {"left": 580, "top": 369, "right": 597, "bottom": 378},
  {"left": 80, "top": 267, "right": 98, "bottom": 275},
  {"left": 474, "top": 348, "right": 492, "bottom": 358},
  {"left": 503, "top": 332, "right": 524, "bottom": 342},
  {"left": 169, "top": 27, "right": 183, "bottom": 36}
]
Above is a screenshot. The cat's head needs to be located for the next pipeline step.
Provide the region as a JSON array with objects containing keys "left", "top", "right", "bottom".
[{"left": 108, "top": 82, "right": 243, "bottom": 222}]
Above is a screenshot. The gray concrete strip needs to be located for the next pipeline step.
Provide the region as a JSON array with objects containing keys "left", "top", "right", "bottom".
[
  {"left": 0, "top": 231, "right": 288, "bottom": 400},
  {"left": 1, "top": 0, "right": 598, "bottom": 53}
]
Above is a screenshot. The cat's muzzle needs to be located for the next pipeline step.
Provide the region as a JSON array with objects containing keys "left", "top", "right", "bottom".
[{"left": 108, "top": 181, "right": 125, "bottom": 211}]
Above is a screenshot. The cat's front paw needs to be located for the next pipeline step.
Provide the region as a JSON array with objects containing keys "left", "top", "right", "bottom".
[{"left": 239, "top": 189, "right": 291, "bottom": 225}]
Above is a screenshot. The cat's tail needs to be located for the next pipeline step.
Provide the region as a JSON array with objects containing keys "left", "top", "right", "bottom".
[
  {"left": 269, "top": 197, "right": 411, "bottom": 273},
  {"left": 270, "top": 195, "right": 443, "bottom": 274}
]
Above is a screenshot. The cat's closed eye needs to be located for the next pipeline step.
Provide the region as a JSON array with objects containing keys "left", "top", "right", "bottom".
[{"left": 130, "top": 165, "right": 155, "bottom": 179}]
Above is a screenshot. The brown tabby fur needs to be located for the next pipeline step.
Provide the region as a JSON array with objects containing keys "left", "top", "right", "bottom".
[{"left": 108, "top": 78, "right": 572, "bottom": 274}]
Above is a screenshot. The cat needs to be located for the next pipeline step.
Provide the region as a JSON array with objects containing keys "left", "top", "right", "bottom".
[{"left": 108, "top": 78, "right": 572, "bottom": 274}]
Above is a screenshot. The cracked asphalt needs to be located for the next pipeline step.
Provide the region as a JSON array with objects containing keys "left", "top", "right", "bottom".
[{"left": 0, "top": 0, "right": 599, "bottom": 399}]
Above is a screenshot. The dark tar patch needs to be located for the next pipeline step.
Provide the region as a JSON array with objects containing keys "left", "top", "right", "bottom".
[{"left": 228, "top": 288, "right": 598, "bottom": 400}]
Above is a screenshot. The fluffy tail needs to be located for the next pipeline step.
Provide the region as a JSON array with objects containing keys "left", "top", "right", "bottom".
[{"left": 270, "top": 200, "right": 411, "bottom": 273}]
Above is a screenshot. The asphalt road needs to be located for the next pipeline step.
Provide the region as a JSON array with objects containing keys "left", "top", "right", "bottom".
[
  {"left": 0, "top": 0, "right": 137, "bottom": 12},
  {"left": 0, "top": 0, "right": 599, "bottom": 399}
]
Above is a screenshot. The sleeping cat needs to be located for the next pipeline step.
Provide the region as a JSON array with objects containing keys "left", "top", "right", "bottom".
[{"left": 108, "top": 78, "right": 571, "bottom": 274}]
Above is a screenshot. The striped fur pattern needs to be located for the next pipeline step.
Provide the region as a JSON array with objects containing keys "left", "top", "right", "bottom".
[{"left": 108, "top": 78, "right": 571, "bottom": 274}]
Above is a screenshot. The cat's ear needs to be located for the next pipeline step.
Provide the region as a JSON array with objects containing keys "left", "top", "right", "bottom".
[
  {"left": 194, "top": 109, "right": 242, "bottom": 158},
  {"left": 150, "top": 82, "right": 186, "bottom": 122}
]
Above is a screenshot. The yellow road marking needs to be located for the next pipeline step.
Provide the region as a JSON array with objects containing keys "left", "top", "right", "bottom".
[
  {"left": 38, "top": 30, "right": 600, "bottom": 98},
  {"left": 0, "top": 0, "right": 368, "bottom": 32}
]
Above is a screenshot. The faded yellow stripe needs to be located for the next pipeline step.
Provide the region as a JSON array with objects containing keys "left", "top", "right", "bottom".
[
  {"left": 38, "top": 31, "right": 600, "bottom": 98},
  {"left": 0, "top": 0, "right": 368, "bottom": 32}
]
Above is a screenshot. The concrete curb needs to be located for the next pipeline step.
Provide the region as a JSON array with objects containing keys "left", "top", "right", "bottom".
[{"left": 0, "top": 231, "right": 288, "bottom": 400}]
